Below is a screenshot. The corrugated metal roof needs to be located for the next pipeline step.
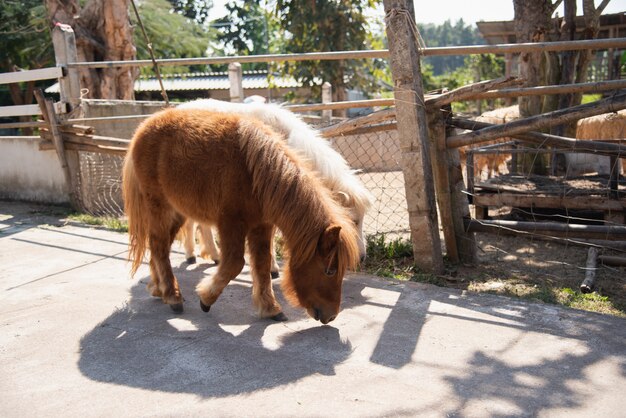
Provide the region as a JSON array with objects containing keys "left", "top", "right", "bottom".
[{"left": 46, "top": 71, "right": 301, "bottom": 93}]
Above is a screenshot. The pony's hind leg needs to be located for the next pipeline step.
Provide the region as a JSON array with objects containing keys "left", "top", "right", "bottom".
[
  {"left": 182, "top": 219, "right": 197, "bottom": 264},
  {"left": 248, "top": 224, "right": 285, "bottom": 321},
  {"left": 198, "top": 223, "right": 221, "bottom": 264},
  {"left": 148, "top": 207, "right": 186, "bottom": 312},
  {"left": 196, "top": 220, "right": 246, "bottom": 313}
]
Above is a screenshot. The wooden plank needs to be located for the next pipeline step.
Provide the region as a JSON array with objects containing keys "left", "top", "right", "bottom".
[
  {"left": 426, "top": 76, "right": 523, "bottom": 107},
  {"left": 447, "top": 93, "right": 626, "bottom": 149},
  {"left": 319, "top": 108, "right": 396, "bottom": 138},
  {"left": 39, "top": 140, "right": 126, "bottom": 156},
  {"left": 34, "top": 90, "right": 79, "bottom": 209},
  {"left": 0, "top": 102, "right": 66, "bottom": 118},
  {"left": 40, "top": 131, "right": 130, "bottom": 148},
  {"left": 0, "top": 67, "right": 64, "bottom": 85},
  {"left": 472, "top": 192, "right": 626, "bottom": 211},
  {"left": 384, "top": 0, "right": 443, "bottom": 273}
]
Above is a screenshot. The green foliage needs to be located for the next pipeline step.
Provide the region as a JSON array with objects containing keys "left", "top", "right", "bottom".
[
  {"left": 215, "top": 0, "right": 281, "bottom": 71},
  {"left": 418, "top": 19, "right": 484, "bottom": 76},
  {"left": 0, "top": 1, "right": 54, "bottom": 106},
  {"left": 581, "top": 94, "right": 602, "bottom": 104},
  {"left": 366, "top": 234, "right": 413, "bottom": 259},
  {"left": 132, "top": 0, "right": 217, "bottom": 75},
  {"left": 360, "top": 234, "right": 414, "bottom": 279},
  {"left": 0, "top": 1, "right": 53, "bottom": 70},
  {"left": 167, "top": 0, "right": 214, "bottom": 24},
  {"left": 275, "top": 0, "right": 382, "bottom": 101}
]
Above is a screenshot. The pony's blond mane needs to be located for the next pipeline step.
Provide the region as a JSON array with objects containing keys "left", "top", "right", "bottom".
[
  {"left": 236, "top": 119, "right": 360, "bottom": 270},
  {"left": 178, "top": 99, "right": 374, "bottom": 216}
]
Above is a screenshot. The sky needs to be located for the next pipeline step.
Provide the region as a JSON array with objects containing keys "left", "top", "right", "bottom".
[{"left": 208, "top": 0, "right": 625, "bottom": 26}]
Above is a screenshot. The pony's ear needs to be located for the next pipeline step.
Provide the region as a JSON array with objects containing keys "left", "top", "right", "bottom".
[
  {"left": 318, "top": 224, "right": 342, "bottom": 257},
  {"left": 334, "top": 191, "right": 350, "bottom": 206}
]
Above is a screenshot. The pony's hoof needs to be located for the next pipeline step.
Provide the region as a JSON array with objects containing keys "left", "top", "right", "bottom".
[
  {"left": 186, "top": 256, "right": 196, "bottom": 264},
  {"left": 271, "top": 271, "right": 280, "bottom": 279},
  {"left": 271, "top": 312, "right": 288, "bottom": 322},
  {"left": 170, "top": 302, "right": 184, "bottom": 313},
  {"left": 200, "top": 301, "right": 211, "bottom": 312}
]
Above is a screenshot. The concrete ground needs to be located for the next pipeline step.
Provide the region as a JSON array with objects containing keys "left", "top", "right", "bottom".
[{"left": 1, "top": 200, "right": 625, "bottom": 418}]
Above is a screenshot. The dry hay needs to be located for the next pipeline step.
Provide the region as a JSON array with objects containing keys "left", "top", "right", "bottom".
[
  {"left": 577, "top": 109, "right": 626, "bottom": 140},
  {"left": 575, "top": 109, "right": 626, "bottom": 175}
]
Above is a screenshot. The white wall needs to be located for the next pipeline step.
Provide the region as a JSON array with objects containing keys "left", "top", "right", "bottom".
[{"left": 0, "top": 136, "right": 69, "bottom": 204}]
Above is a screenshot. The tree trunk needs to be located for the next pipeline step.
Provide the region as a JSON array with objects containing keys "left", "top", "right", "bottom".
[
  {"left": 513, "top": 0, "right": 556, "bottom": 174},
  {"left": 44, "top": 0, "right": 136, "bottom": 100},
  {"left": 513, "top": 0, "right": 555, "bottom": 118}
]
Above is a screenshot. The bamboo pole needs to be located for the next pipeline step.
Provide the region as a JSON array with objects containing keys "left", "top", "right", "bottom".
[
  {"left": 447, "top": 93, "right": 626, "bottom": 149},
  {"left": 449, "top": 118, "right": 626, "bottom": 157}
]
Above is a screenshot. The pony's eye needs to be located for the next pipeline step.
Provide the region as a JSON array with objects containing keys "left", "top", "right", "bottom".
[{"left": 324, "top": 267, "right": 337, "bottom": 276}]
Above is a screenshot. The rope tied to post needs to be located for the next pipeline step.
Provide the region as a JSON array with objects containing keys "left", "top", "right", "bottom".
[
  {"left": 384, "top": 7, "right": 427, "bottom": 110},
  {"left": 384, "top": 7, "right": 427, "bottom": 54}
]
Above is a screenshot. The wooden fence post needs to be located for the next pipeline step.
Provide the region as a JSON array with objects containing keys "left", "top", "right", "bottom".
[
  {"left": 322, "top": 82, "right": 332, "bottom": 125},
  {"left": 427, "top": 106, "right": 477, "bottom": 264},
  {"left": 50, "top": 23, "right": 83, "bottom": 211},
  {"left": 383, "top": 0, "right": 443, "bottom": 274},
  {"left": 51, "top": 23, "right": 82, "bottom": 115},
  {"left": 229, "top": 62, "right": 244, "bottom": 103}
]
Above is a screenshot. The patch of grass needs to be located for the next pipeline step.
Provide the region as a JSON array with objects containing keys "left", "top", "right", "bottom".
[
  {"left": 555, "top": 288, "right": 623, "bottom": 316},
  {"left": 581, "top": 93, "right": 602, "bottom": 104},
  {"left": 360, "top": 234, "right": 415, "bottom": 280},
  {"left": 67, "top": 213, "right": 128, "bottom": 233}
]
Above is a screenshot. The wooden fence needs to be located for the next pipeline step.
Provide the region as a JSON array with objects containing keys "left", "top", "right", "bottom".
[{"left": 2, "top": 0, "right": 626, "bottom": 274}]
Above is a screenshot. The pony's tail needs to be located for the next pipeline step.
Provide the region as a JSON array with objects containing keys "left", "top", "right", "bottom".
[{"left": 122, "top": 153, "right": 148, "bottom": 276}]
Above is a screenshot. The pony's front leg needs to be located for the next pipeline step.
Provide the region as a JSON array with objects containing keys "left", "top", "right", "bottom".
[
  {"left": 196, "top": 220, "right": 246, "bottom": 312},
  {"left": 198, "top": 223, "right": 221, "bottom": 264},
  {"left": 269, "top": 229, "right": 280, "bottom": 278},
  {"left": 248, "top": 224, "right": 286, "bottom": 321}
]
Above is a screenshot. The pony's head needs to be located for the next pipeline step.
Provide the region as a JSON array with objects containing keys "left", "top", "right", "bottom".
[{"left": 281, "top": 223, "right": 360, "bottom": 324}]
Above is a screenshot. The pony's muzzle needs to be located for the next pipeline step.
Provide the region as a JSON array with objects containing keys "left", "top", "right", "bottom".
[{"left": 312, "top": 307, "right": 337, "bottom": 325}]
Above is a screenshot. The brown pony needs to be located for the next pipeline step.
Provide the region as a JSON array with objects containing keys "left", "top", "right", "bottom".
[{"left": 122, "top": 108, "right": 360, "bottom": 324}]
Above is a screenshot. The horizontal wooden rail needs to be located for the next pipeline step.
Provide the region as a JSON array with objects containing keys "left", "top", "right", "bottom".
[
  {"left": 447, "top": 93, "right": 626, "bottom": 149},
  {"left": 65, "top": 38, "right": 626, "bottom": 69},
  {"left": 0, "top": 67, "right": 63, "bottom": 85},
  {"left": 449, "top": 118, "right": 626, "bottom": 157},
  {"left": 285, "top": 98, "right": 394, "bottom": 112},
  {"left": 468, "top": 79, "right": 626, "bottom": 100},
  {"left": 465, "top": 218, "right": 626, "bottom": 240},
  {"left": 0, "top": 102, "right": 67, "bottom": 118}
]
